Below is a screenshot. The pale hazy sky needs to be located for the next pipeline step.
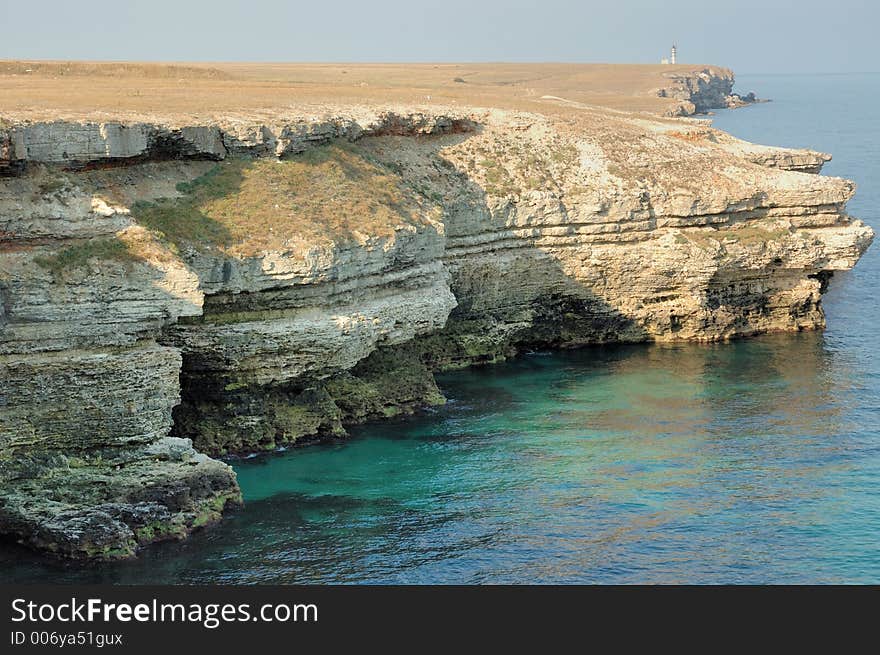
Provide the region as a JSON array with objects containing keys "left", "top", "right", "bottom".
[{"left": 1, "top": 0, "right": 876, "bottom": 74}]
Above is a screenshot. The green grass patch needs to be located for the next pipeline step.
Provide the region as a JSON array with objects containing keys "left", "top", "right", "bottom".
[
  {"left": 37, "top": 176, "right": 69, "bottom": 195},
  {"left": 34, "top": 238, "right": 138, "bottom": 275},
  {"left": 721, "top": 226, "right": 790, "bottom": 244},
  {"left": 678, "top": 225, "right": 791, "bottom": 250},
  {"left": 550, "top": 143, "right": 579, "bottom": 165},
  {"left": 130, "top": 163, "right": 240, "bottom": 250}
]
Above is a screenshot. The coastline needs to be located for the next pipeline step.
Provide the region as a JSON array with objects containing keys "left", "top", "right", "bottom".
[{"left": 0, "top": 63, "right": 873, "bottom": 561}]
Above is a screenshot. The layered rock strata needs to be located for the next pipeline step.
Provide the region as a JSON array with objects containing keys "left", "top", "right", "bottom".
[
  {"left": 0, "top": 161, "right": 240, "bottom": 558},
  {"left": 0, "top": 104, "right": 872, "bottom": 558}
]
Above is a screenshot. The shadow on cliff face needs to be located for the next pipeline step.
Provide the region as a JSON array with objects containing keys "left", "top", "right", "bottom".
[
  {"left": 127, "top": 138, "right": 471, "bottom": 456},
  {"left": 355, "top": 131, "right": 648, "bottom": 368},
  {"left": 157, "top": 129, "right": 654, "bottom": 457}
]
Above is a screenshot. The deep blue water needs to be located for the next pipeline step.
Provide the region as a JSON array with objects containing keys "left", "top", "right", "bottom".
[{"left": 2, "top": 73, "right": 878, "bottom": 583}]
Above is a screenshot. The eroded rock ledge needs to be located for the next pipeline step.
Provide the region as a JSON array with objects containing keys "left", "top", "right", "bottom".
[
  {"left": 657, "top": 67, "right": 762, "bottom": 116},
  {"left": 0, "top": 104, "right": 873, "bottom": 559}
]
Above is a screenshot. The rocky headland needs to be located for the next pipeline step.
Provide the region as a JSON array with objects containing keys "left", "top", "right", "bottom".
[
  {"left": 656, "top": 66, "right": 763, "bottom": 116},
  {"left": 0, "top": 63, "right": 872, "bottom": 559}
]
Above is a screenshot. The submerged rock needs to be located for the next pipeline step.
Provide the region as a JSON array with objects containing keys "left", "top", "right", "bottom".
[{"left": 726, "top": 91, "right": 762, "bottom": 108}]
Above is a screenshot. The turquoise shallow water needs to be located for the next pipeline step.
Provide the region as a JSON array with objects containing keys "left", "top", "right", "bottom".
[{"left": 2, "top": 73, "right": 878, "bottom": 583}]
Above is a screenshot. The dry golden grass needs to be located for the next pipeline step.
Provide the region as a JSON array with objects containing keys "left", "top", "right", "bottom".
[
  {"left": 130, "top": 142, "right": 434, "bottom": 256},
  {"left": 0, "top": 61, "right": 232, "bottom": 79},
  {"left": 0, "top": 60, "right": 725, "bottom": 122}
]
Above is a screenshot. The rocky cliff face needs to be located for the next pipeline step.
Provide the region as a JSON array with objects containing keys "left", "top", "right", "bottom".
[
  {"left": 0, "top": 104, "right": 872, "bottom": 559},
  {"left": 656, "top": 67, "right": 759, "bottom": 116}
]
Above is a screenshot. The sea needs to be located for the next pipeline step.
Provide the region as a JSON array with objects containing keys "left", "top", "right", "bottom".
[{"left": 2, "top": 73, "right": 878, "bottom": 583}]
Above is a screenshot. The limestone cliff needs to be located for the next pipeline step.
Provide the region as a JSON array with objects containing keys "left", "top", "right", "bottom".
[
  {"left": 656, "top": 66, "right": 759, "bottom": 116},
  {"left": 0, "top": 102, "right": 872, "bottom": 559}
]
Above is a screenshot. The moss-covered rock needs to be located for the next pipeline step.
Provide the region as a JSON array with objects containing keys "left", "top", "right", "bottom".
[
  {"left": 174, "top": 382, "right": 345, "bottom": 456},
  {"left": 0, "top": 437, "right": 242, "bottom": 560},
  {"left": 327, "top": 343, "right": 446, "bottom": 423}
]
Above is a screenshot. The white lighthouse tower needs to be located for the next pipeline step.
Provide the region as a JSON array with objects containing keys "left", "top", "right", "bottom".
[{"left": 670, "top": 44, "right": 677, "bottom": 65}]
